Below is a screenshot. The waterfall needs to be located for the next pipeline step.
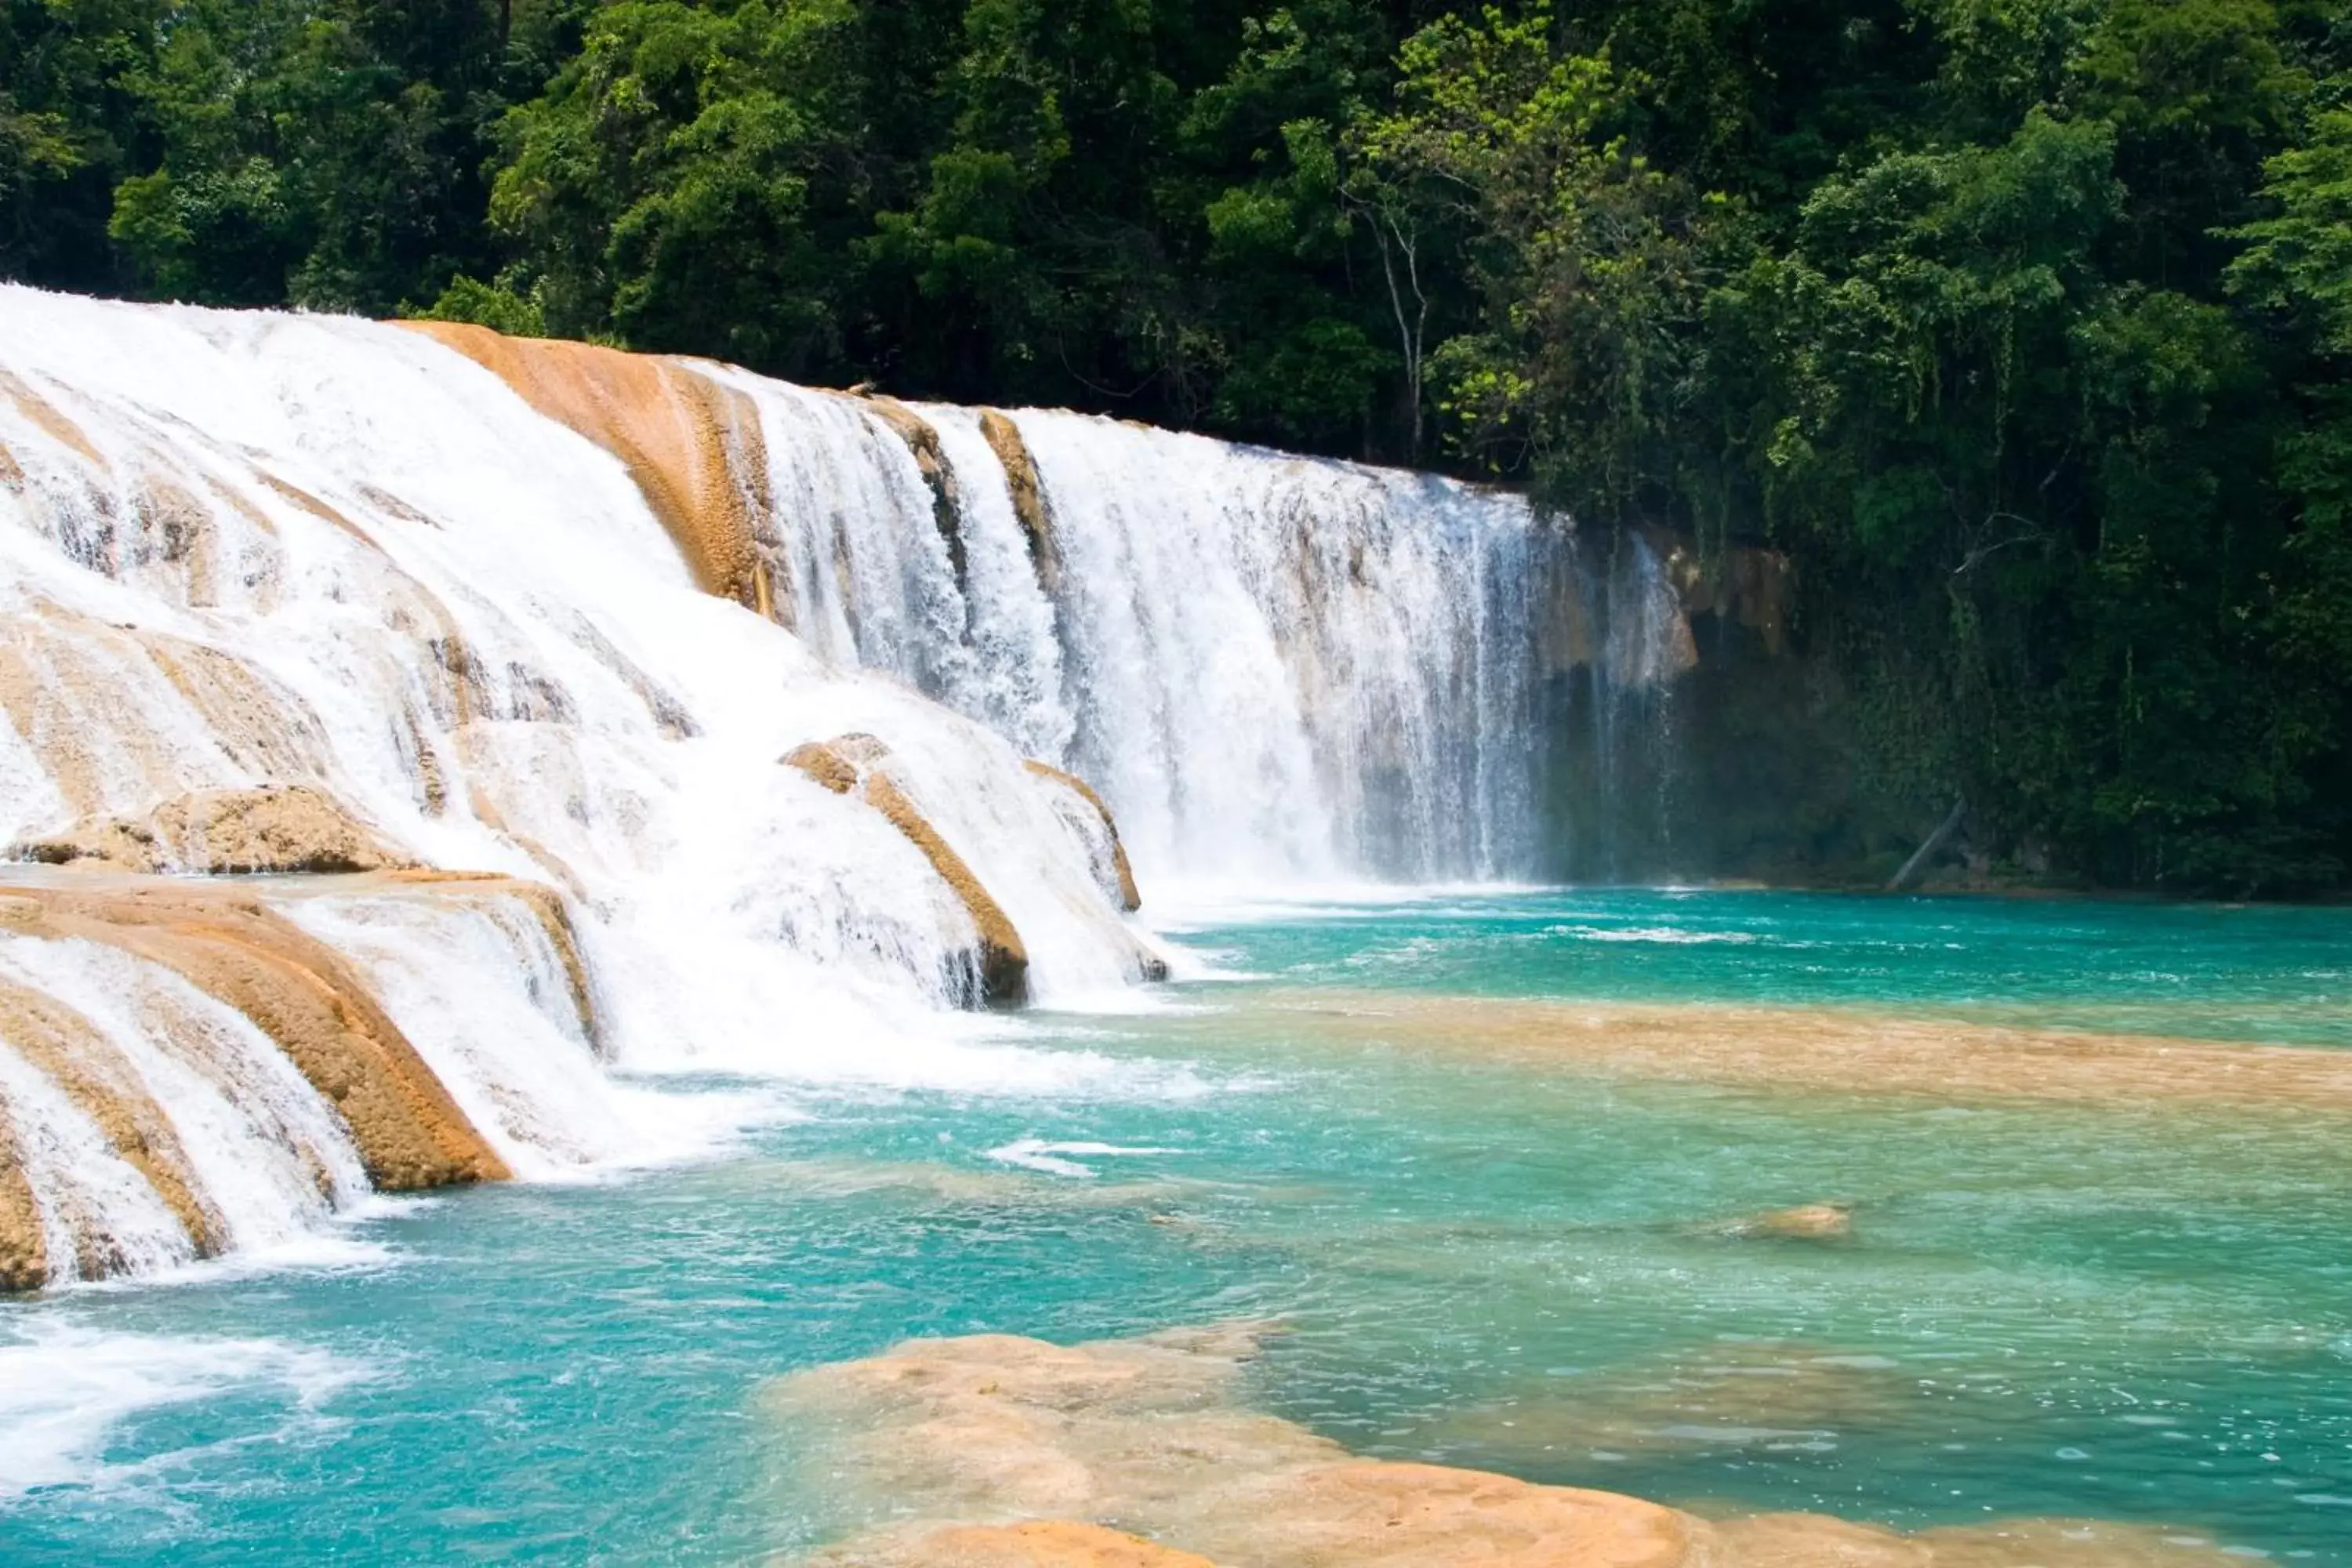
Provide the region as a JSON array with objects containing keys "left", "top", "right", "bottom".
[
  {"left": 0, "top": 928, "right": 372, "bottom": 1279},
  {"left": 712, "top": 387, "right": 1566, "bottom": 886},
  {"left": 0, "top": 285, "right": 1689, "bottom": 1286}
]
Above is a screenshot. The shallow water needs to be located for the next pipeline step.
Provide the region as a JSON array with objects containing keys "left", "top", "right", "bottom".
[
  {"left": 1163, "top": 885, "right": 2352, "bottom": 1044},
  {"left": 4, "top": 891, "right": 2350, "bottom": 1564}
]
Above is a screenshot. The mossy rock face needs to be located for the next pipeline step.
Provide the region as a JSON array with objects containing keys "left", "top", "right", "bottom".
[{"left": 783, "top": 735, "right": 1030, "bottom": 1007}]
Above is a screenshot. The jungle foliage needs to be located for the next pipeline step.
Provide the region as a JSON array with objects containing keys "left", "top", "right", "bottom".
[{"left": 4, "top": 0, "right": 2350, "bottom": 891}]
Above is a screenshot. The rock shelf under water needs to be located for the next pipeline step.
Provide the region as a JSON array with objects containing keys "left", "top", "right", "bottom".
[{"left": 768, "top": 1325, "right": 2251, "bottom": 1567}]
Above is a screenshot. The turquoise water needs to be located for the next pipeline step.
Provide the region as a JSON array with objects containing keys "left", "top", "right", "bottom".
[
  {"left": 1168, "top": 887, "right": 2352, "bottom": 1044},
  {"left": 4, "top": 891, "right": 2350, "bottom": 1563}
]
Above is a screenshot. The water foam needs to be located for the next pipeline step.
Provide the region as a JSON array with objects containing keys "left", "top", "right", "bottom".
[{"left": 0, "top": 1321, "right": 372, "bottom": 1498}]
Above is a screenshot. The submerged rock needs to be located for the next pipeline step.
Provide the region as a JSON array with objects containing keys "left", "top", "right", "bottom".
[
  {"left": 1425, "top": 1338, "right": 1913, "bottom": 1465},
  {"left": 771, "top": 1326, "right": 2253, "bottom": 1568},
  {"left": 819, "top": 1521, "right": 1214, "bottom": 1568},
  {"left": 784, "top": 735, "right": 1029, "bottom": 1007},
  {"left": 15, "top": 785, "right": 417, "bottom": 875},
  {"left": 1722, "top": 1201, "right": 1855, "bottom": 1240},
  {"left": 1272, "top": 990, "right": 2352, "bottom": 1112}
]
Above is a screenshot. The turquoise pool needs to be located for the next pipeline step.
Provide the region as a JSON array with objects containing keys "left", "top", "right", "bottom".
[{"left": 4, "top": 891, "right": 2349, "bottom": 1563}]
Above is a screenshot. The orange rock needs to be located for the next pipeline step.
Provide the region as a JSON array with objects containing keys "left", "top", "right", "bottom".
[
  {"left": 767, "top": 1326, "right": 2251, "bottom": 1568},
  {"left": 401, "top": 321, "right": 787, "bottom": 619},
  {"left": 1023, "top": 760, "right": 1142, "bottom": 913},
  {"left": 783, "top": 736, "right": 1029, "bottom": 1006},
  {"left": 0, "top": 973, "right": 221, "bottom": 1265},
  {"left": 1198, "top": 1459, "right": 1692, "bottom": 1568},
  {"left": 978, "top": 410, "right": 1060, "bottom": 595},
  {"left": 821, "top": 1521, "right": 1218, "bottom": 1568},
  {"left": 1272, "top": 990, "right": 2352, "bottom": 1112},
  {"left": 0, "top": 1105, "right": 42, "bottom": 1292},
  {"left": 0, "top": 878, "right": 508, "bottom": 1198},
  {"left": 1729, "top": 1202, "right": 1854, "bottom": 1240},
  {"left": 855, "top": 394, "right": 967, "bottom": 591}
]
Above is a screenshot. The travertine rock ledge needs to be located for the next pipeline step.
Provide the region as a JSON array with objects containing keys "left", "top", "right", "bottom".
[
  {"left": 402, "top": 321, "right": 789, "bottom": 620},
  {"left": 15, "top": 785, "right": 418, "bottom": 875},
  {"left": 768, "top": 1327, "right": 2250, "bottom": 1568},
  {"left": 1023, "top": 760, "right": 1142, "bottom": 914},
  {"left": 784, "top": 734, "right": 1030, "bottom": 1007},
  {"left": 0, "top": 868, "right": 596, "bottom": 1290}
]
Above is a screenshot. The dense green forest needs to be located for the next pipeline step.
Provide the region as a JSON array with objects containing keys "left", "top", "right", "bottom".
[{"left": 5, "top": 0, "right": 2350, "bottom": 893}]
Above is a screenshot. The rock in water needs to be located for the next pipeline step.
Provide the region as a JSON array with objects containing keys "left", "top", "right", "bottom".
[
  {"left": 400, "top": 320, "right": 789, "bottom": 620},
  {"left": 771, "top": 1326, "right": 2260, "bottom": 1568},
  {"left": 978, "top": 409, "right": 1059, "bottom": 594},
  {"left": 0, "top": 878, "right": 507, "bottom": 1196},
  {"left": 1726, "top": 1202, "right": 1855, "bottom": 1240}
]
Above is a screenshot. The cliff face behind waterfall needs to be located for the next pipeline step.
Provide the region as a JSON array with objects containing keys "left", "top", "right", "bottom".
[{"left": 0, "top": 287, "right": 1701, "bottom": 1290}]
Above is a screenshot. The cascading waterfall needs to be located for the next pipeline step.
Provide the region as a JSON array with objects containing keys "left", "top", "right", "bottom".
[
  {"left": 728, "top": 390, "right": 1580, "bottom": 885},
  {"left": 0, "top": 285, "right": 1690, "bottom": 1287},
  {"left": 0, "top": 927, "right": 374, "bottom": 1279}
]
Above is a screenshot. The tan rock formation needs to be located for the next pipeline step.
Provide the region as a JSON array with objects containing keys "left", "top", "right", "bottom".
[
  {"left": 820, "top": 1522, "right": 1216, "bottom": 1568},
  {"left": 1726, "top": 1200, "right": 1855, "bottom": 1240},
  {"left": 1023, "top": 760, "right": 1142, "bottom": 913},
  {"left": 384, "top": 869, "right": 602, "bottom": 1054},
  {"left": 783, "top": 736, "right": 1029, "bottom": 1006},
  {"left": 401, "top": 321, "right": 787, "bottom": 619},
  {"left": 1702, "top": 1512, "right": 2258, "bottom": 1567},
  {"left": 0, "top": 879, "right": 507, "bottom": 1196},
  {"left": 1641, "top": 524, "right": 1796, "bottom": 659},
  {"left": 0, "top": 602, "right": 335, "bottom": 820},
  {"left": 126, "top": 473, "right": 220, "bottom": 606},
  {"left": 979, "top": 410, "right": 1060, "bottom": 593},
  {"left": 1535, "top": 528, "right": 1795, "bottom": 677},
  {"left": 1535, "top": 561, "right": 1599, "bottom": 676},
  {"left": 773, "top": 1327, "right": 2249, "bottom": 1568},
  {"left": 16, "top": 786, "right": 417, "bottom": 876},
  {"left": 0, "top": 973, "right": 221, "bottom": 1265},
  {"left": 1273, "top": 990, "right": 2352, "bottom": 1113},
  {"left": 857, "top": 395, "right": 968, "bottom": 591},
  {"left": 0, "top": 1102, "right": 43, "bottom": 1293},
  {"left": 134, "top": 632, "right": 332, "bottom": 783},
  {"left": 254, "top": 470, "right": 382, "bottom": 553},
  {"left": 0, "top": 366, "right": 106, "bottom": 469}
]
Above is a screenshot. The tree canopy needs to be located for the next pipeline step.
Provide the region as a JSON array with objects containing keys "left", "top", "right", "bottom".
[{"left": 5, "top": 0, "right": 2349, "bottom": 893}]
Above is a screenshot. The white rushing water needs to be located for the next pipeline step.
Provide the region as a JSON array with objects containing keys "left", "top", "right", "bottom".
[
  {"left": 735, "top": 387, "right": 1566, "bottom": 885},
  {"left": 0, "top": 285, "right": 1685, "bottom": 1283}
]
